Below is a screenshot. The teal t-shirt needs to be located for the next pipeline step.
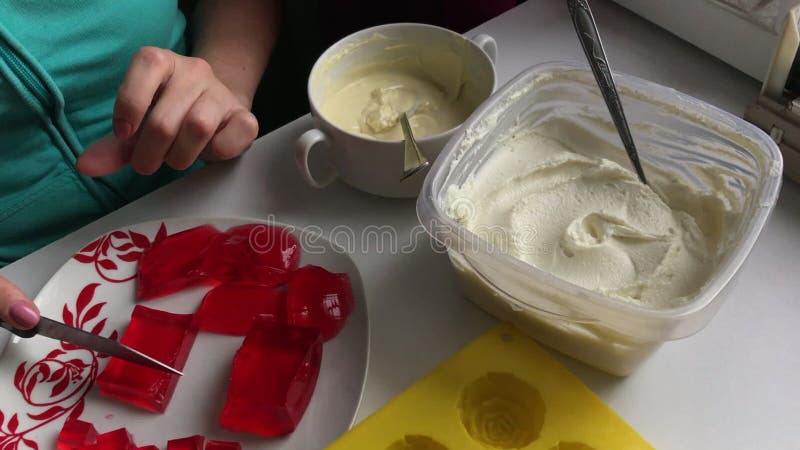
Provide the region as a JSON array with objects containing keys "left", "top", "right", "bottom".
[{"left": 0, "top": 1, "right": 199, "bottom": 266}]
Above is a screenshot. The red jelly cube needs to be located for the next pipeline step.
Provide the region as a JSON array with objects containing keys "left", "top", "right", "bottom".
[
  {"left": 94, "top": 428, "right": 136, "bottom": 450},
  {"left": 202, "top": 224, "right": 301, "bottom": 285},
  {"left": 57, "top": 419, "right": 98, "bottom": 450},
  {"left": 136, "top": 447, "right": 159, "bottom": 450},
  {"left": 137, "top": 224, "right": 222, "bottom": 300},
  {"left": 96, "top": 305, "right": 197, "bottom": 412},
  {"left": 286, "top": 265, "right": 354, "bottom": 341},
  {"left": 194, "top": 282, "right": 285, "bottom": 335},
  {"left": 204, "top": 441, "right": 241, "bottom": 450},
  {"left": 166, "top": 435, "right": 204, "bottom": 450},
  {"left": 220, "top": 317, "right": 322, "bottom": 437}
]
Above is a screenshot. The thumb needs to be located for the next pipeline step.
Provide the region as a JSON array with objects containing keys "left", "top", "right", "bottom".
[
  {"left": 77, "top": 134, "right": 134, "bottom": 177},
  {"left": 0, "top": 276, "right": 39, "bottom": 330}
]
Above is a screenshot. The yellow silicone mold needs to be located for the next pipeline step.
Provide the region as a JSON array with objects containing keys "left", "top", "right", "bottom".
[{"left": 327, "top": 324, "right": 653, "bottom": 450}]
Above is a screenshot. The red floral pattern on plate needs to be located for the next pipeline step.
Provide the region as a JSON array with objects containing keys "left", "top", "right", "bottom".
[
  {"left": 72, "top": 224, "right": 167, "bottom": 283},
  {"left": 0, "top": 224, "right": 168, "bottom": 450}
]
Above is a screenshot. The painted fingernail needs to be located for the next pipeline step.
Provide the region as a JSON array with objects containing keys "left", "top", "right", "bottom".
[
  {"left": 113, "top": 119, "right": 132, "bottom": 140},
  {"left": 9, "top": 301, "right": 39, "bottom": 329}
]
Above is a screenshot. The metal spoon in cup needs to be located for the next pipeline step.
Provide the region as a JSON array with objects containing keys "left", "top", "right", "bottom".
[
  {"left": 567, "top": 0, "right": 648, "bottom": 185},
  {"left": 399, "top": 111, "right": 431, "bottom": 181}
]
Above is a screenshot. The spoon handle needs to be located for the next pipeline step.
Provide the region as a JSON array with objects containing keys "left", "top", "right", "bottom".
[
  {"left": 399, "top": 112, "right": 430, "bottom": 181},
  {"left": 567, "top": 0, "right": 648, "bottom": 184}
]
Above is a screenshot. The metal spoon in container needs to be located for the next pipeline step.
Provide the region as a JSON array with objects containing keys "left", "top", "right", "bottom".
[
  {"left": 399, "top": 112, "right": 431, "bottom": 181},
  {"left": 567, "top": 0, "right": 648, "bottom": 185}
]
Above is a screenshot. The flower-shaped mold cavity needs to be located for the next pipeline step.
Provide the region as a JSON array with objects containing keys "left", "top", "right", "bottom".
[
  {"left": 549, "top": 442, "right": 596, "bottom": 450},
  {"left": 386, "top": 435, "right": 449, "bottom": 450},
  {"left": 458, "top": 372, "right": 545, "bottom": 449}
]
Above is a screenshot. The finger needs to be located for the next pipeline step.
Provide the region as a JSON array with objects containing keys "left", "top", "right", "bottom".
[
  {"left": 0, "top": 276, "right": 39, "bottom": 330},
  {"left": 76, "top": 135, "right": 135, "bottom": 177},
  {"left": 130, "top": 61, "right": 212, "bottom": 175},
  {"left": 164, "top": 91, "right": 226, "bottom": 170},
  {"left": 113, "top": 47, "right": 176, "bottom": 140},
  {"left": 202, "top": 110, "right": 259, "bottom": 162}
]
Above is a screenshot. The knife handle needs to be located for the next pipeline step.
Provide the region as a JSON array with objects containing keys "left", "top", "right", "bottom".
[{"left": 0, "top": 319, "right": 37, "bottom": 338}]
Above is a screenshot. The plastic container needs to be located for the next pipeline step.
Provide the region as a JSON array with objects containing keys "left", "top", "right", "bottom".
[{"left": 417, "top": 62, "right": 783, "bottom": 375}]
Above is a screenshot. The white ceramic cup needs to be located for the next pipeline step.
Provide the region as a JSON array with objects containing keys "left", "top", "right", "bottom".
[{"left": 296, "top": 23, "right": 497, "bottom": 198}]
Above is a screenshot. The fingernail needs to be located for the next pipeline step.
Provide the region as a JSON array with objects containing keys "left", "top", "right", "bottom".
[
  {"left": 113, "top": 119, "right": 132, "bottom": 140},
  {"left": 9, "top": 301, "right": 39, "bottom": 329}
]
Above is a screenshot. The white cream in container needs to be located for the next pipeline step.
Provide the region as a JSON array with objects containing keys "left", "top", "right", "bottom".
[
  {"left": 446, "top": 125, "right": 729, "bottom": 309},
  {"left": 417, "top": 62, "right": 782, "bottom": 375}
]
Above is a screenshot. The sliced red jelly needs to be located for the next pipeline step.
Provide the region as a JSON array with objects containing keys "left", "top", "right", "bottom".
[
  {"left": 202, "top": 224, "right": 301, "bottom": 285},
  {"left": 204, "top": 441, "right": 242, "bottom": 450},
  {"left": 220, "top": 317, "right": 322, "bottom": 437},
  {"left": 57, "top": 419, "right": 98, "bottom": 450},
  {"left": 166, "top": 435, "right": 205, "bottom": 450},
  {"left": 194, "top": 282, "right": 285, "bottom": 335},
  {"left": 94, "top": 428, "right": 136, "bottom": 450},
  {"left": 96, "top": 305, "right": 197, "bottom": 412},
  {"left": 137, "top": 224, "right": 222, "bottom": 300},
  {"left": 286, "top": 265, "right": 354, "bottom": 341}
]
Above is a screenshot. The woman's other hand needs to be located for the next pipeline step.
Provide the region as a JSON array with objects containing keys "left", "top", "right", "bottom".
[{"left": 77, "top": 47, "right": 259, "bottom": 177}]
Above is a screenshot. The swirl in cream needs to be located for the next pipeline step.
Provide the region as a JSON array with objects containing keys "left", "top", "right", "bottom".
[
  {"left": 447, "top": 131, "right": 718, "bottom": 307},
  {"left": 321, "top": 69, "right": 471, "bottom": 140}
]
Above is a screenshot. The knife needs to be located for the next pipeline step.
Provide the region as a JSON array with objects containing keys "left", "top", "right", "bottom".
[{"left": 0, "top": 316, "right": 182, "bottom": 376}]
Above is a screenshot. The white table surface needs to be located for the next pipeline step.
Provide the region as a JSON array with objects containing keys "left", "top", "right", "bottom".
[{"left": 3, "top": 1, "right": 799, "bottom": 449}]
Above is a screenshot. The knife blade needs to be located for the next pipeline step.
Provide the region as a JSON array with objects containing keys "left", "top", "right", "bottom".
[{"left": 1, "top": 316, "right": 182, "bottom": 376}]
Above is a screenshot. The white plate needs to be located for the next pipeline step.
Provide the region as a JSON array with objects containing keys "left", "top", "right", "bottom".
[{"left": 0, "top": 217, "right": 369, "bottom": 450}]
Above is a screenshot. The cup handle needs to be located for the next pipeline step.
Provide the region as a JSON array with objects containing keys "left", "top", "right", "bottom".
[
  {"left": 471, "top": 33, "right": 497, "bottom": 64},
  {"left": 295, "top": 128, "right": 338, "bottom": 189}
]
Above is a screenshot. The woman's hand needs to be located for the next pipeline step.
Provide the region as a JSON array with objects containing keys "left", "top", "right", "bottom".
[
  {"left": 77, "top": 47, "right": 259, "bottom": 177},
  {"left": 0, "top": 276, "right": 39, "bottom": 330}
]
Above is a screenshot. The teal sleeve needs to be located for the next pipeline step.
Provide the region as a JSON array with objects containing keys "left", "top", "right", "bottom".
[{"left": 0, "top": 1, "right": 197, "bottom": 265}]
